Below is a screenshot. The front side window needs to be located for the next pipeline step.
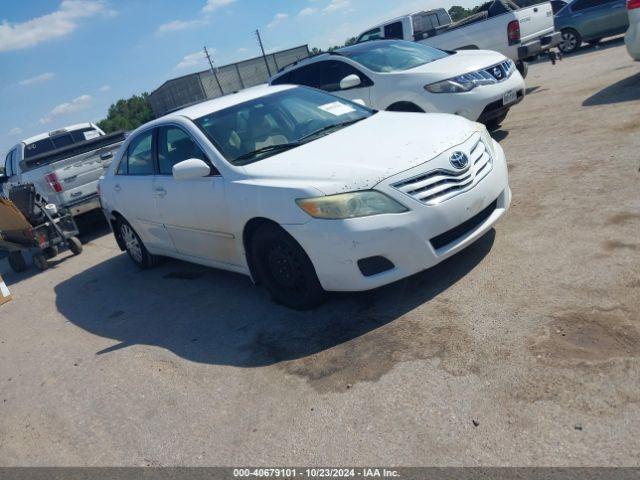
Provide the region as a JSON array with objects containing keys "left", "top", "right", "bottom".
[
  {"left": 317, "top": 61, "right": 369, "bottom": 92},
  {"left": 158, "top": 126, "right": 207, "bottom": 175},
  {"left": 341, "top": 40, "right": 449, "bottom": 73},
  {"left": 289, "top": 64, "right": 323, "bottom": 89},
  {"left": 123, "top": 131, "right": 154, "bottom": 175},
  {"left": 194, "top": 87, "right": 374, "bottom": 165}
]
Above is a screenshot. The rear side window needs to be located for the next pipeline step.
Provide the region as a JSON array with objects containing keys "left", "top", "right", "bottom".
[
  {"left": 119, "top": 130, "right": 155, "bottom": 175},
  {"left": 158, "top": 126, "right": 207, "bottom": 175},
  {"left": 358, "top": 28, "right": 382, "bottom": 43},
  {"left": 384, "top": 22, "right": 404, "bottom": 39}
]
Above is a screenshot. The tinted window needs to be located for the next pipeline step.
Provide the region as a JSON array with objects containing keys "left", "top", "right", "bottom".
[
  {"left": 358, "top": 28, "right": 382, "bottom": 43},
  {"left": 23, "top": 127, "right": 101, "bottom": 159},
  {"left": 317, "top": 61, "right": 367, "bottom": 92},
  {"left": 124, "top": 131, "right": 154, "bottom": 175},
  {"left": 194, "top": 88, "right": 373, "bottom": 165},
  {"left": 340, "top": 41, "right": 449, "bottom": 73},
  {"left": 271, "top": 71, "right": 292, "bottom": 86},
  {"left": 572, "top": 0, "right": 601, "bottom": 10},
  {"left": 384, "top": 22, "right": 404, "bottom": 39},
  {"left": 289, "top": 63, "right": 323, "bottom": 88},
  {"left": 158, "top": 126, "right": 207, "bottom": 175}
]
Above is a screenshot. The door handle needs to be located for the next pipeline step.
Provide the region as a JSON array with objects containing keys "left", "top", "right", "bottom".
[
  {"left": 154, "top": 187, "right": 167, "bottom": 197},
  {"left": 114, "top": 184, "right": 121, "bottom": 192}
]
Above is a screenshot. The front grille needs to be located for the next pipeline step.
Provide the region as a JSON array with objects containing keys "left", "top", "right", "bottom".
[
  {"left": 484, "top": 60, "right": 515, "bottom": 82},
  {"left": 430, "top": 199, "right": 498, "bottom": 250},
  {"left": 392, "top": 137, "right": 493, "bottom": 206}
]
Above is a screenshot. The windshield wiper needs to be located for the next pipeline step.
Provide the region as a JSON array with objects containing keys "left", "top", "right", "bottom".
[
  {"left": 298, "top": 117, "right": 367, "bottom": 142},
  {"left": 234, "top": 142, "right": 302, "bottom": 162}
]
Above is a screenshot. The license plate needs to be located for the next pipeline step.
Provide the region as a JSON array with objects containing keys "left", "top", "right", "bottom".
[{"left": 503, "top": 89, "right": 518, "bottom": 106}]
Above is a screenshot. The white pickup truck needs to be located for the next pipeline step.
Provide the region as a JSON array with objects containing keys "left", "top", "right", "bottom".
[
  {"left": 1, "top": 123, "right": 125, "bottom": 217},
  {"left": 355, "top": 0, "right": 561, "bottom": 77}
]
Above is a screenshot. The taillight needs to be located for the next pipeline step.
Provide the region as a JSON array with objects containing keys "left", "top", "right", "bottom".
[
  {"left": 629, "top": 0, "right": 640, "bottom": 9},
  {"left": 508, "top": 20, "right": 521, "bottom": 45},
  {"left": 45, "top": 173, "right": 63, "bottom": 193}
]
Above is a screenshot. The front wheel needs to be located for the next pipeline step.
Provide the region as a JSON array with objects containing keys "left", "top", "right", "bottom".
[
  {"left": 559, "top": 29, "right": 582, "bottom": 54},
  {"left": 515, "top": 60, "right": 528, "bottom": 79},
  {"left": 251, "top": 224, "right": 325, "bottom": 310},
  {"left": 485, "top": 111, "right": 509, "bottom": 132},
  {"left": 67, "top": 236, "right": 83, "bottom": 256},
  {"left": 118, "top": 219, "right": 158, "bottom": 269},
  {"left": 33, "top": 253, "right": 48, "bottom": 271}
]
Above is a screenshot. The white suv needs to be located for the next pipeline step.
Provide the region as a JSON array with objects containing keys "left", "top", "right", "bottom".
[
  {"left": 270, "top": 40, "right": 526, "bottom": 129},
  {"left": 99, "top": 85, "right": 510, "bottom": 309}
]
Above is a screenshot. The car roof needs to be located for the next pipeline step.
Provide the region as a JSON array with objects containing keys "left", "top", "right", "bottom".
[
  {"left": 21, "top": 122, "right": 95, "bottom": 144},
  {"left": 165, "top": 84, "right": 296, "bottom": 120}
]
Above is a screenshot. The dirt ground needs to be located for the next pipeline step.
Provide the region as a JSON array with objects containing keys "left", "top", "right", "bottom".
[{"left": 0, "top": 38, "right": 639, "bottom": 466}]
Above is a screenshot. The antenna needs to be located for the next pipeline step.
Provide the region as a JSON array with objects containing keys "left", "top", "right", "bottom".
[
  {"left": 203, "top": 46, "right": 224, "bottom": 94},
  {"left": 255, "top": 29, "right": 272, "bottom": 76}
]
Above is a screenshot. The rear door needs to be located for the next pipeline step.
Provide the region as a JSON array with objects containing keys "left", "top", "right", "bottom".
[
  {"left": 110, "top": 129, "right": 174, "bottom": 252},
  {"left": 515, "top": 2, "right": 556, "bottom": 44}
]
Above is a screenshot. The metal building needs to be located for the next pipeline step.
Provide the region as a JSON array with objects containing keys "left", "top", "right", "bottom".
[{"left": 149, "top": 45, "right": 310, "bottom": 117}]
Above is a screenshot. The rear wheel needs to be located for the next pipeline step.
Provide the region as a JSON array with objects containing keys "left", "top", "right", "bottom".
[
  {"left": 250, "top": 224, "right": 325, "bottom": 310},
  {"left": 8, "top": 251, "right": 27, "bottom": 273},
  {"left": 118, "top": 219, "right": 158, "bottom": 269},
  {"left": 33, "top": 253, "right": 48, "bottom": 271},
  {"left": 559, "top": 29, "right": 582, "bottom": 54},
  {"left": 67, "top": 236, "right": 83, "bottom": 255}
]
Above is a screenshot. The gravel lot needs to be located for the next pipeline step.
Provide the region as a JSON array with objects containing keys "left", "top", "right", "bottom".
[{"left": 1, "top": 39, "right": 639, "bottom": 467}]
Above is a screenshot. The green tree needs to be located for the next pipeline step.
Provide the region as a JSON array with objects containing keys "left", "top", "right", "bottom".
[{"left": 97, "top": 93, "right": 154, "bottom": 133}]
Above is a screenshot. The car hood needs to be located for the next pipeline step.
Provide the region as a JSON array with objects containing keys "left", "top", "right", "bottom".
[
  {"left": 240, "top": 112, "right": 479, "bottom": 195},
  {"left": 399, "top": 49, "right": 508, "bottom": 79}
]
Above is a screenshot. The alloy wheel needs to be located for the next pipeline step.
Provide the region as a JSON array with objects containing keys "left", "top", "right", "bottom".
[{"left": 121, "top": 223, "right": 143, "bottom": 263}]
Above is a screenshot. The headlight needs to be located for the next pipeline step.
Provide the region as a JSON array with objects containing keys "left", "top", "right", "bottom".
[
  {"left": 425, "top": 70, "right": 497, "bottom": 93},
  {"left": 296, "top": 191, "right": 408, "bottom": 219}
]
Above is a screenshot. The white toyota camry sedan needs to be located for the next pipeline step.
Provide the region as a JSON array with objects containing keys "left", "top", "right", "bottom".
[{"left": 100, "top": 85, "right": 511, "bottom": 309}]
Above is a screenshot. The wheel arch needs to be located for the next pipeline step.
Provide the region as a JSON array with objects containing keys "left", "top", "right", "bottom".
[
  {"left": 386, "top": 101, "right": 425, "bottom": 112},
  {"left": 108, "top": 210, "right": 127, "bottom": 251},
  {"left": 242, "top": 217, "right": 284, "bottom": 284}
]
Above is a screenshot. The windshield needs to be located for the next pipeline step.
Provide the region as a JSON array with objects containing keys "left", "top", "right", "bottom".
[
  {"left": 340, "top": 41, "right": 449, "bottom": 73},
  {"left": 194, "top": 87, "right": 374, "bottom": 165}
]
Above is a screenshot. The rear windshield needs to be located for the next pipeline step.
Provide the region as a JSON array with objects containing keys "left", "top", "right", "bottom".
[
  {"left": 339, "top": 41, "right": 449, "bottom": 73},
  {"left": 24, "top": 127, "right": 101, "bottom": 159}
]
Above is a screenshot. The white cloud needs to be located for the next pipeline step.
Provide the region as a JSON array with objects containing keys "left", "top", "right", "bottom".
[
  {"left": 324, "top": 0, "right": 351, "bottom": 12},
  {"left": 267, "top": 12, "right": 288, "bottom": 28},
  {"left": 39, "top": 94, "right": 92, "bottom": 124},
  {"left": 202, "top": 0, "right": 236, "bottom": 13},
  {"left": 298, "top": 7, "right": 318, "bottom": 16},
  {"left": 99, "top": 84, "right": 111, "bottom": 92},
  {"left": 175, "top": 50, "right": 208, "bottom": 70},
  {"left": 19, "top": 72, "right": 55, "bottom": 86},
  {"left": 0, "top": 0, "right": 115, "bottom": 53},
  {"left": 156, "top": 18, "right": 206, "bottom": 34},
  {"left": 8, "top": 127, "right": 22, "bottom": 136}
]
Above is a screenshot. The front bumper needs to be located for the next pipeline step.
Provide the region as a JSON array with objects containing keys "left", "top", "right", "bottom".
[
  {"left": 518, "top": 32, "right": 562, "bottom": 59},
  {"left": 284, "top": 137, "right": 511, "bottom": 292},
  {"left": 431, "top": 71, "right": 526, "bottom": 122}
]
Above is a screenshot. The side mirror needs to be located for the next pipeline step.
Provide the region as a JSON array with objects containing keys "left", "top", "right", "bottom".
[
  {"left": 172, "top": 158, "right": 211, "bottom": 181},
  {"left": 340, "top": 74, "right": 362, "bottom": 90}
]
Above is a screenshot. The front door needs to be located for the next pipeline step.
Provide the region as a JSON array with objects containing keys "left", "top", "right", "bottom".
[{"left": 153, "top": 125, "right": 236, "bottom": 264}]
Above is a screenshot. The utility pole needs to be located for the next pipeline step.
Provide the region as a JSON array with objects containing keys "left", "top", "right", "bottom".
[
  {"left": 255, "top": 29, "right": 272, "bottom": 76},
  {"left": 203, "top": 46, "right": 223, "bottom": 95}
]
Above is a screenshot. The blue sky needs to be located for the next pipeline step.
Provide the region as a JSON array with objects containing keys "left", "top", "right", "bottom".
[{"left": 0, "top": 0, "right": 480, "bottom": 158}]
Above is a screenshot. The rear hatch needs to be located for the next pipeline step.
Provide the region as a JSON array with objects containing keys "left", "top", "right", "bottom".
[
  {"left": 21, "top": 132, "right": 126, "bottom": 206},
  {"left": 514, "top": 2, "right": 555, "bottom": 43}
]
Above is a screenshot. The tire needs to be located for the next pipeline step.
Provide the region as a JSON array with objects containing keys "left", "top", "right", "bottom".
[
  {"left": 118, "top": 218, "right": 158, "bottom": 269},
  {"left": 250, "top": 224, "right": 325, "bottom": 310},
  {"left": 515, "top": 60, "right": 528, "bottom": 79},
  {"left": 43, "top": 246, "right": 59, "bottom": 259},
  {"left": 386, "top": 102, "right": 424, "bottom": 113},
  {"left": 67, "top": 236, "right": 83, "bottom": 256},
  {"left": 8, "top": 251, "right": 27, "bottom": 273},
  {"left": 485, "top": 111, "right": 509, "bottom": 132},
  {"left": 559, "top": 29, "right": 582, "bottom": 54},
  {"left": 33, "top": 253, "right": 48, "bottom": 271}
]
